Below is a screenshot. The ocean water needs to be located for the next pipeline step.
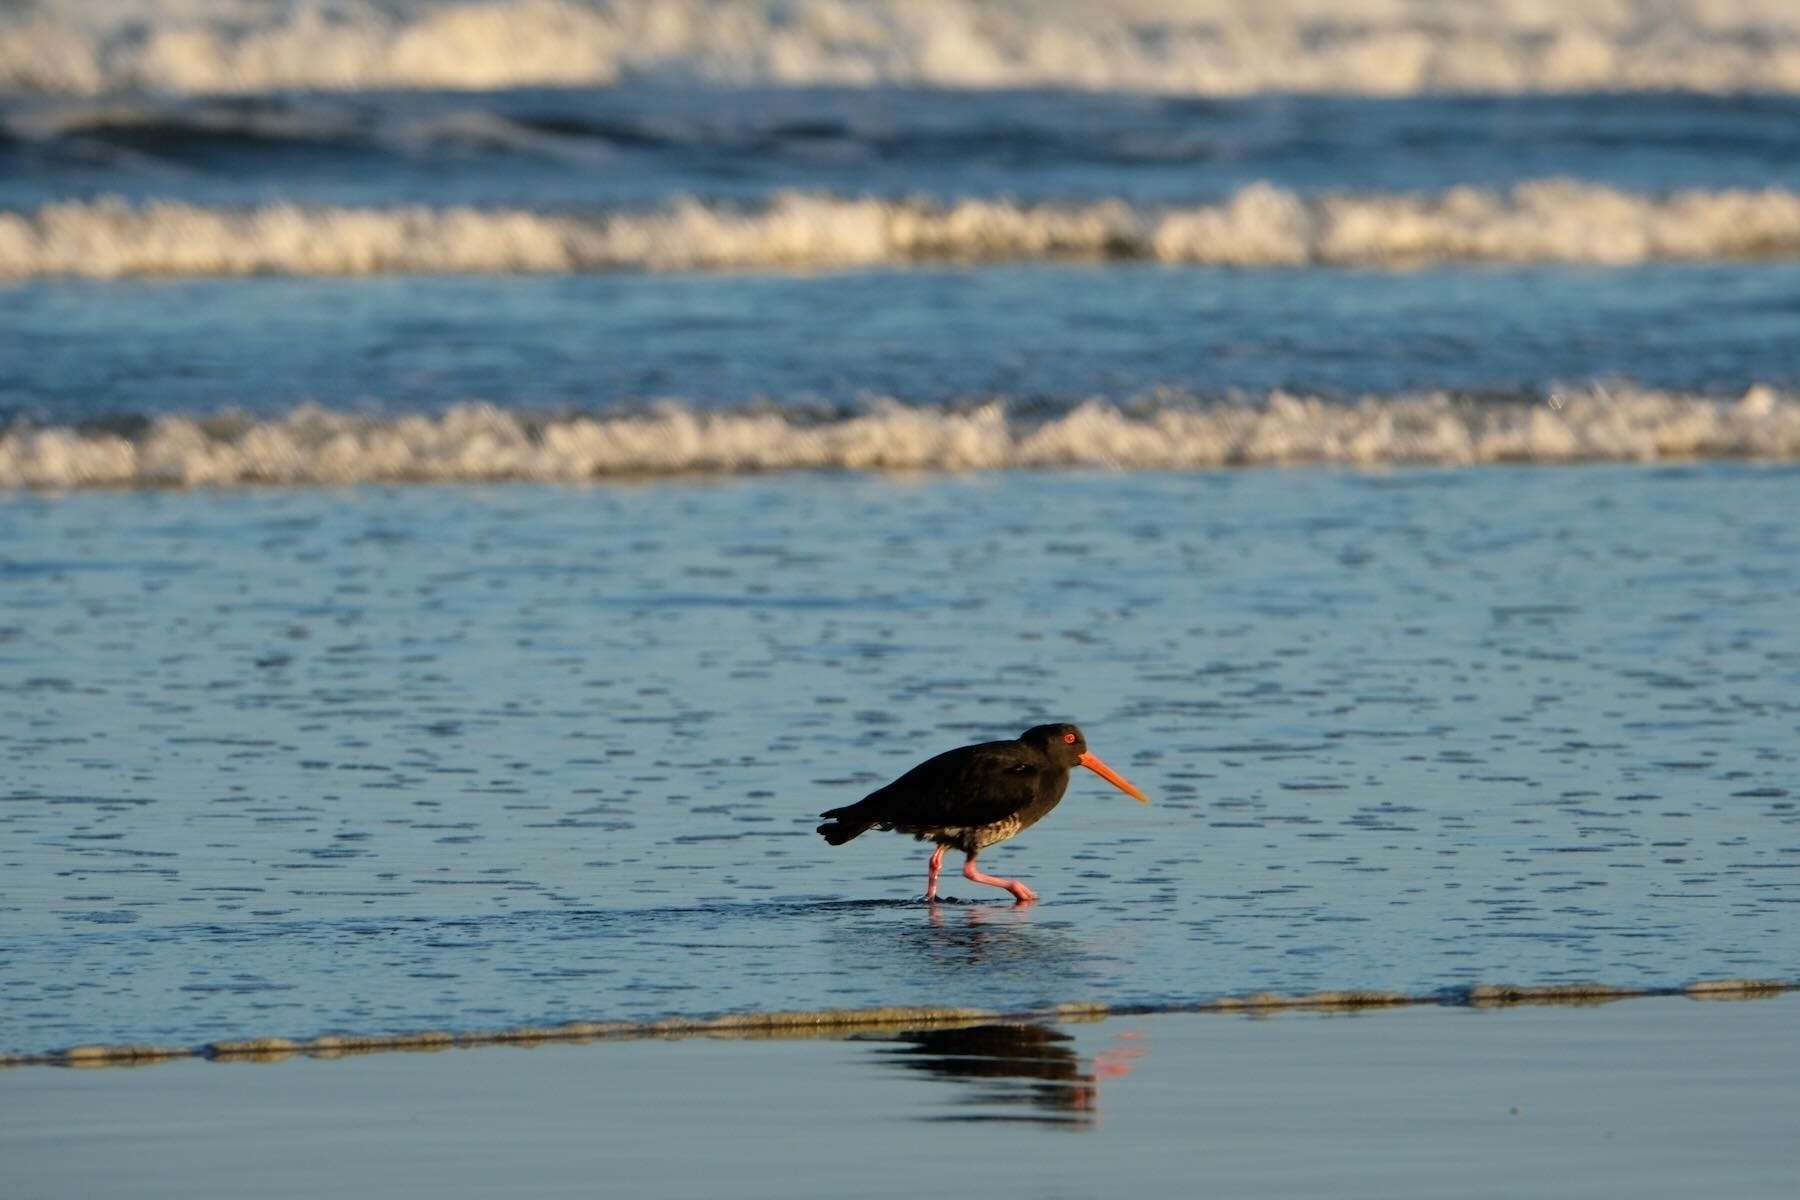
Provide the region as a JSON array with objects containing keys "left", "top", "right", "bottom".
[{"left": 2, "top": 0, "right": 1800, "bottom": 1059}]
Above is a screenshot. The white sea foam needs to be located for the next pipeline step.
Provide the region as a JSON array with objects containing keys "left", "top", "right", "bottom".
[
  {"left": 5, "top": 0, "right": 1800, "bottom": 96},
  {"left": 5, "top": 388, "right": 1796, "bottom": 489},
  {"left": 6, "top": 182, "right": 1800, "bottom": 279}
]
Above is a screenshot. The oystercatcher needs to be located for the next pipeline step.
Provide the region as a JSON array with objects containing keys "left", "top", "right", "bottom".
[{"left": 817, "top": 723, "right": 1148, "bottom": 903}]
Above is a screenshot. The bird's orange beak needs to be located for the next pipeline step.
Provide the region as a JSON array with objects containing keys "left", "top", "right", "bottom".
[{"left": 1078, "top": 751, "right": 1149, "bottom": 803}]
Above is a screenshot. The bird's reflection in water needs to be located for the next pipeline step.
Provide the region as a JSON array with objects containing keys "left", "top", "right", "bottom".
[
  {"left": 823, "top": 893, "right": 1098, "bottom": 989},
  {"left": 923, "top": 897, "right": 1051, "bottom": 966},
  {"left": 871, "top": 1022, "right": 1146, "bottom": 1128}
]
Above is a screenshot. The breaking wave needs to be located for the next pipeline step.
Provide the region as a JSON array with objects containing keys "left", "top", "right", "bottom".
[
  {"left": 5, "top": 0, "right": 1800, "bottom": 97},
  {"left": 8, "top": 182, "right": 1800, "bottom": 278},
  {"left": 5, "top": 387, "right": 1796, "bottom": 489}
]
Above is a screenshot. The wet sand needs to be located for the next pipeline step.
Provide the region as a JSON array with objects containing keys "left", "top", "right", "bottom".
[{"left": 4, "top": 992, "right": 1795, "bottom": 1200}]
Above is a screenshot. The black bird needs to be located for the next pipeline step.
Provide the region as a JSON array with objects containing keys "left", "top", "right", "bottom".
[{"left": 817, "top": 723, "right": 1148, "bottom": 903}]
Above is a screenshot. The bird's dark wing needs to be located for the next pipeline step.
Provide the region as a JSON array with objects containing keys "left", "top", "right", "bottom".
[{"left": 855, "top": 741, "right": 1046, "bottom": 830}]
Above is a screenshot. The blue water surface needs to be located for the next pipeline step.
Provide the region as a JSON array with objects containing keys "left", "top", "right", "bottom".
[{"left": 2, "top": 465, "right": 1796, "bottom": 1054}]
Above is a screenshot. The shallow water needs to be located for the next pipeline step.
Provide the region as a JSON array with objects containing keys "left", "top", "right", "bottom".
[
  {"left": 3, "top": 465, "right": 1796, "bottom": 1055},
  {"left": 3, "top": 998, "right": 1797, "bottom": 1199}
]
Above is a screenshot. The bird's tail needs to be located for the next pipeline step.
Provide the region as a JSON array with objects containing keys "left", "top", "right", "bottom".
[{"left": 817, "top": 804, "right": 874, "bottom": 846}]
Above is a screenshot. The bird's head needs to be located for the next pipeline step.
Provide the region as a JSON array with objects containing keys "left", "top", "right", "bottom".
[{"left": 1022, "top": 723, "right": 1149, "bottom": 803}]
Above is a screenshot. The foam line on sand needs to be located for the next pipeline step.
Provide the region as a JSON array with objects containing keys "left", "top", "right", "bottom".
[{"left": 4, "top": 978, "right": 1790, "bottom": 1070}]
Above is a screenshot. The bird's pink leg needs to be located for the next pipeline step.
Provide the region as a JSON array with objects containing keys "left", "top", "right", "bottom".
[
  {"left": 963, "top": 855, "right": 1037, "bottom": 904},
  {"left": 925, "top": 844, "right": 948, "bottom": 901}
]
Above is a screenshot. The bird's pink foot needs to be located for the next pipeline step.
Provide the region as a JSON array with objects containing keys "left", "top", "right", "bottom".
[{"left": 962, "top": 858, "right": 1037, "bottom": 904}]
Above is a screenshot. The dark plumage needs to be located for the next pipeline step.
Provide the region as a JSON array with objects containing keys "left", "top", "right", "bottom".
[{"left": 817, "top": 723, "right": 1148, "bottom": 903}]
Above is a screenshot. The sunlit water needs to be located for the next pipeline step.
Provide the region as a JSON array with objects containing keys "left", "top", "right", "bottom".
[{"left": 3, "top": 465, "right": 1796, "bottom": 1055}]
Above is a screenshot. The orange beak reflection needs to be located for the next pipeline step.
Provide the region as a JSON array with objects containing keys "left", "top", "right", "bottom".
[{"left": 1078, "top": 750, "right": 1149, "bottom": 803}]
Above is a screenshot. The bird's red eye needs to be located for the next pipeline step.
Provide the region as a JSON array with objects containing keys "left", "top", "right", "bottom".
[{"left": 1063, "top": 732, "right": 1077, "bottom": 744}]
